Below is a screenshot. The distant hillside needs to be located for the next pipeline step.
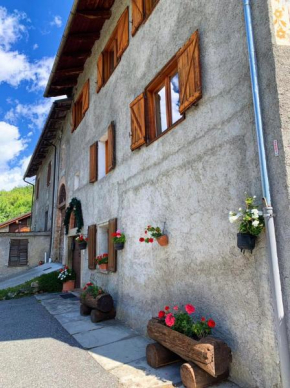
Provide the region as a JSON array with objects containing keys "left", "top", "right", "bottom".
[{"left": 0, "top": 186, "right": 33, "bottom": 223}]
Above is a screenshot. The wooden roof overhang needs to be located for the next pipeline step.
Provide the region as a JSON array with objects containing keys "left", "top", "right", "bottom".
[
  {"left": 24, "top": 99, "right": 72, "bottom": 178},
  {"left": 44, "top": 0, "right": 115, "bottom": 98},
  {"left": 0, "top": 212, "right": 31, "bottom": 229}
]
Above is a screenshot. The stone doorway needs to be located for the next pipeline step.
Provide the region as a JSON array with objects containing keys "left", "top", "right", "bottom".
[
  {"left": 72, "top": 237, "right": 81, "bottom": 288},
  {"left": 58, "top": 207, "right": 65, "bottom": 263}
]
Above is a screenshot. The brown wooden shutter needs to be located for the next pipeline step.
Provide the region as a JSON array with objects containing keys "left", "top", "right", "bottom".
[
  {"left": 47, "top": 162, "right": 51, "bottom": 187},
  {"left": 177, "top": 30, "right": 202, "bottom": 114},
  {"left": 82, "top": 80, "right": 90, "bottom": 116},
  {"left": 107, "top": 122, "right": 116, "bottom": 172},
  {"left": 132, "top": 0, "right": 144, "bottom": 36},
  {"left": 130, "top": 93, "right": 146, "bottom": 150},
  {"left": 117, "top": 7, "right": 129, "bottom": 58},
  {"left": 71, "top": 104, "right": 76, "bottom": 133},
  {"left": 9, "top": 239, "right": 28, "bottom": 266},
  {"left": 36, "top": 179, "right": 40, "bottom": 199},
  {"left": 89, "top": 142, "right": 98, "bottom": 183},
  {"left": 97, "top": 53, "right": 104, "bottom": 93},
  {"left": 88, "top": 225, "right": 97, "bottom": 270},
  {"left": 108, "top": 218, "right": 117, "bottom": 272}
]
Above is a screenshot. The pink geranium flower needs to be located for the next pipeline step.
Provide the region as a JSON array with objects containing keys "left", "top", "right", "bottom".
[
  {"left": 185, "top": 304, "right": 195, "bottom": 314},
  {"left": 173, "top": 306, "right": 179, "bottom": 311},
  {"left": 165, "top": 313, "right": 175, "bottom": 327}
]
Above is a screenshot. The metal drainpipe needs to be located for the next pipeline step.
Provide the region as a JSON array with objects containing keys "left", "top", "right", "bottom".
[
  {"left": 47, "top": 142, "right": 57, "bottom": 260},
  {"left": 23, "top": 179, "right": 34, "bottom": 230},
  {"left": 243, "top": 1, "right": 290, "bottom": 386}
]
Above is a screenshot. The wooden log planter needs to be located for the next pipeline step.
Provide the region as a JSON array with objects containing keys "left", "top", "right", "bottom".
[
  {"left": 180, "top": 362, "right": 229, "bottom": 388},
  {"left": 147, "top": 319, "right": 232, "bottom": 378},
  {"left": 80, "top": 293, "right": 115, "bottom": 324}
]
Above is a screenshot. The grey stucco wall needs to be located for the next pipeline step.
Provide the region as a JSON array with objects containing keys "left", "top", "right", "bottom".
[
  {"left": 43, "top": 0, "right": 287, "bottom": 386},
  {"left": 0, "top": 232, "right": 50, "bottom": 279}
]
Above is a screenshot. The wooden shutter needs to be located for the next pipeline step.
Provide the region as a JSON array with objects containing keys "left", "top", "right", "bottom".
[
  {"left": 9, "top": 239, "right": 28, "bottom": 266},
  {"left": 89, "top": 142, "right": 98, "bottom": 183},
  {"left": 97, "top": 53, "right": 104, "bottom": 93},
  {"left": 107, "top": 122, "right": 116, "bottom": 172},
  {"left": 47, "top": 162, "right": 51, "bottom": 187},
  {"left": 108, "top": 218, "right": 117, "bottom": 272},
  {"left": 88, "top": 225, "right": 97, "bottom": 270},
  {"left": 36, "top": 179, "right": 40, "bottom": 200},
  {"left": 130, "top": 93, "right": 146, "bottom": 150},
  {"left": 82, "top": 80, "right": 90, "bottom": 116},
  {"left": 132, "top": 0, "right": 144, "bottom": 36},
  {"left": 71, "top": 104, "right": 76, "bottom": 133},
  {"left": 117, "top": 7, "right": 129, "bottom": 58},
  {"left": 177, "top": 30, "right": 202, "bottom": 114}
]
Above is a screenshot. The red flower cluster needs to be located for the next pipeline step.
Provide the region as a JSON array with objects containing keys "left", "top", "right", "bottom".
[
  {"left": 112, "top": 232, "right": 121, "bottom": 238},
  {"left": 77, "top": 235, "right": 88, "bottom": 242},
  {"left": 59, "top": 265, "right": 68, "bottom": 273},
  {"left": 208, "top": 319, "right": 216, "bottom": 328},
  {"left": 139, "top": 237, "right": 154, "bottom": 243},
  {"left": 83, "top": 282, "right": 93, "bottom": 291}
]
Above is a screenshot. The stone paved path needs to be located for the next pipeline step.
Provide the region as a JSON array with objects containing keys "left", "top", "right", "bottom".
[{"left": 36, "top": 292, "right": 239, "bottom": 388}]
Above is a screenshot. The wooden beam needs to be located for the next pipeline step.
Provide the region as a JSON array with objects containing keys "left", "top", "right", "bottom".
[
  {"left": 62, "top": 51, "right": 91, "bottom": 60},
  {"left": 51, "top": 81, "right": 76, "bottom": 88},
  {"left": 76, "top": 9, "right": 112, "bottom": 19},
  {"left": 69, "top": 32, "right": 100, "bottom": 41},
  {"left": 55, "top": 67, "right": 83, "bottom": 76}
]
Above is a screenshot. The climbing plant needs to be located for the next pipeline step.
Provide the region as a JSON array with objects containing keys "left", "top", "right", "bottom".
[{"left": 64, "top": 198, "right": 84, "bottom": 235}]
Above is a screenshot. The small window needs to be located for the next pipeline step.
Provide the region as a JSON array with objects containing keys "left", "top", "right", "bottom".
[
  {"left": 36, "top": 178, "right": 40, "bottom": 200},
  {"left": 9, "top": 239, "right": 28, "bottom": 266},
  {"left": 72, "top": 80, "right": 90, "bottom": 132},
  {"left": 74, "top": 172, "right": 80, "bottom": 190},
  {"left": 47, "top": 161, "right": 52, "bottom": 187},
  {"left": 44, "top": 211, "right": 49, "bottom": 231}
]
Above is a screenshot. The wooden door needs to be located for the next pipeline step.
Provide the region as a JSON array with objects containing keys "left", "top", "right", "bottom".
[
  {"left": 72, "top": 237, "right": 81, "bottom": 288},
  {"left": 59, "top": 208, "right": 65, "bottom": 262}
]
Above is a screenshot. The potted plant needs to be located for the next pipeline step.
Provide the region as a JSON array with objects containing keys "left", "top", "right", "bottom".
[
  {"left": 139, "top": 225, "right": 168, "bottom": 246},
  {"left": 76, "top": 234, "right": 88, "bottom": 250},
  {"left": 58, "top": 266, "right": 76, "bottom": 292},
  {"left": 96, "top": 253, "right": 108, "bottom": 270},
  {"left": 229, "top": 195, "right": 265, "bottom": 253},
  {"left": 147, "top": 304, "right": 231, "bottom": 378},
  {"left": 80, "top": 282, "right": 113, "bottom": 311},
  {"left": 112, "top": 229, "right": 126, "bottom": 250}
]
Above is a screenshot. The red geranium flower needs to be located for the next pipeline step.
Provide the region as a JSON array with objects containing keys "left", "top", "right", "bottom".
[
  {"left": 173, "top": 306, "right": 179, "bottom": 311},
  {"left": 103, "top": 253, "right": 108, "bottom": 257},
  {"left": 208, "top": 319, "right": 216, "bottom": 328},
  {"left": 149, "top": 238, "right": 154, "bottom": 243},
  {"left": 112, "top": 233, "right": 118, "bottom": 237},
  {"left": 164, "top": 306, "right": 170, "bottom": 311},
  {"left": 185, "top": 304, "right": 195, "bottom": 314},
  {"left": 145, "top": 231, "right": 148, "bottom": 234},
  {"left": 139, "top": 237, "right": 145, "bottom": 242},
  {"left": 165, "top": 313, "right": 175, "bottom": 327},
  {"left": 158, "top": 311, "right": 165, "bottom": 319},
  {"left": 201, "top": 317, "right": 206, "bottom": 322}
]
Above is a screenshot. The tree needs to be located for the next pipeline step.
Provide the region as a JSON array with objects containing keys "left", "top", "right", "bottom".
[{"left": 0, "top": 186, "right": 33, "bottom": 223}]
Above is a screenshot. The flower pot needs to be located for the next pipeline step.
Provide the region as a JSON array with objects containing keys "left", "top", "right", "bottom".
[
  {"left": 62, "top": 280, "right": 75, "bottom": 292},
  {"left": 114, "top": 242, "right": 125, "bottom": 250},
  {"left": 157, "top": 235, "right": 168, "bottom": 246},
  {"left": 237, "top": 233, "right": 256, "bottom": 253},
  {"left": 78, "top": 241, "right": 87, "bottom": 250},
  {"left": 98, "top": 263, "right": 108, "bottom": 271}
]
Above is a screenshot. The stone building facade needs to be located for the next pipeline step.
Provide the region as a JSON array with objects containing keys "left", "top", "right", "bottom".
[{"left": 24, "top": 1, "right": 290, "bottom": 387}]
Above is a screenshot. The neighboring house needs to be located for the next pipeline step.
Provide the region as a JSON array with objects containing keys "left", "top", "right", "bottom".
[
  {"left": 0, "top": 212, "right": 31, "bottom": 233},
  {"left": 23, "top": 1, "right": 290, "bottom": 387}
]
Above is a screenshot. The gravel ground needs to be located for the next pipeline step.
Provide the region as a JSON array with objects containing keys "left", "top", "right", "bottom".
[{"left": 0, "top": 297, "right": 119, "bottom": 388}]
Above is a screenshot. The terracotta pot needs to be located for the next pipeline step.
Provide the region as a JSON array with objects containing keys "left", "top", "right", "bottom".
[
  {"left": 114, "top": 242, "right": 125, "bottom": 250},
  {"left": 98, "top": 263, "right": 108, "bottom": 271},
  {"left": 62, "top": 280, "right": 75, "bottom": 292},
  {"left": 78, "top": 241, "right": 87, "bottom": 250},
  {"left": 237, "top": 233, "right": 256, "bottom": 253},
  {"left": 157, "top": 235, "right": 168, "bottom": 246}
]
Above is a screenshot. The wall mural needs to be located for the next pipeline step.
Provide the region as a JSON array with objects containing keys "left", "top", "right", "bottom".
[{"left": 272, "top": 0, "right": 290, "bottom": 45}]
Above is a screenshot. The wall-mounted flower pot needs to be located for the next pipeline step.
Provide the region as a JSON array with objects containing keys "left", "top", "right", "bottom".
[
  {"left": 237, "top": 233, "right": 256, "bottom": 253},
  {"left": 98, "top": 263, "right": 108, "bottom": 271},
  {"left": 157, "top": 235, "right": 169, "bottom": 246},
  {"left": 62, "top": 280, "right": 75, "bottom": 292},
  {"left": 78, "top": 242, "right": 87, "bottom": 250},
  {"left": 114, "top": 242, "right": 125, "bottom": 250}
]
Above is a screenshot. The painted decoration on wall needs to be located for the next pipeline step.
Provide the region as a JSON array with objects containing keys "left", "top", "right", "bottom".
[{"left": 272, "top": 0, "right": 290, "bottom": 45}]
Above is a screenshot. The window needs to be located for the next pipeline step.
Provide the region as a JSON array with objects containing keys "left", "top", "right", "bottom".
[
  {"left": 132, "top": 0, "right": 160, "bottom": 36},
  {"left": 9, "top": 239, "right": 28, "bottom": 266},
  {"left": 74, "top": 173, "right": 80, "bottom": 190},
  {"left": 58, "top": 184, "right": 66, "bottom": 207},
  {"left": 36, "top": 178, "right": 40, "bottom": 200},
  {"left": 47, "top": 161, "right": 52, "bottom": 187},
  {"left": 89, "top": 122, "right": 115, "bottom": 183},
  {"left": 97, "top": 8, "right": 129, "bottom": 92},
  {"left": 130, "top": 30, "right": 202, "bottom": 150},
  {"left": 96, "top": 219, "right": 117, "bottom": 272},
  {"left": 71, "top": 80, "right": 90, "bottom": 132},
  {"left": 88, "top": 224, "right": 97, "bottom": 270},
  {"left": 44, "top": 211, "right": 49, "bottom": 231}
]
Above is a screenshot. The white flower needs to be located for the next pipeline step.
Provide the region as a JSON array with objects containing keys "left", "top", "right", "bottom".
[
  {"left": 229, "top": 211, "right": 234, "bottom": 216},
  {"left": 253, "top": 195, "right": 256, "bottom": 198},
  {"left": 252, "top": 220, "right": 259, "bottom": 227},
  {"left": 229, "top": 214, "right": 239, "bottom": 223},
  {"left": 251, "top": 209, "right": 259, "bottom": 219},
  {"left": 239, "top": 208, "right": 242, "bottom": 211}
]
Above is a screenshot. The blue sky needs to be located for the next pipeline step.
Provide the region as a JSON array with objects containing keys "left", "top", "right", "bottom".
[{"left": 0, "top": 0, "right": 73, "bottom": 190}]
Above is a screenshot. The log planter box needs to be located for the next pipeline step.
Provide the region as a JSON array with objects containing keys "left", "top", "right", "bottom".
[
  {"left": 147, "top": 319, "right": 232, "bottom": 378},
  {"left": 80, "top": 292, "right": 115, "bottom": 324}
]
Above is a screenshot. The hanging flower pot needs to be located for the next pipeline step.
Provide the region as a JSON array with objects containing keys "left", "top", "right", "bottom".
[
  {"left": 237, "top": 233, "right": 256, "bottom": 253},
  {"left": 98, "top": 263, "right": 108, "bottom": 271},
  {"left": 96, "top": 254, "right": 108, "bottom": 270},
  {"left": 62, "top": 280, "right": 75, "bottom": 292},
  {"left": 157, "top": 235, "right": 169, "bottom": 246},
  {"left": 114, "top": 242, "right": 125, "bottom": 250},
  {"left": 78, "top": 241, "right": 87, "bottom": 250}
]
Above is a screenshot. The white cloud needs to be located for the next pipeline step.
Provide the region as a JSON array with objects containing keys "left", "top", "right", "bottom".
[
  {"left": 50, "top": 15, "right": 62, "bottom": 28},
  {"left": 33, "top": 43, "right": 38, "bottom": 50},
  {"left": 0, "top": 7, "right": 28, "bottom": 50},
  {"left": 0, "top": 121, "right": 30, "bottom": 190}
]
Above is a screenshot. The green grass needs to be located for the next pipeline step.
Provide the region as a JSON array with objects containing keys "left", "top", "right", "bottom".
[{"left": 0, "top": 271, "right": 63, "bottom": 300}]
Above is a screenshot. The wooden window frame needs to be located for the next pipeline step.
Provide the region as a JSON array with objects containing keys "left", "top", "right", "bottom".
[
  {"left": 72, "top": 80, "right": 90, "bottom": 132},
  {"left": 132, "top": 0, "right": 160, "bottom": 36},
  {"left": 146, "top": 57, "right": 185, "bottom": 144},
  {"left": 9, "top": 239, "right": 28, "bottom": 267},
  {"left": 74, "top": 93, "right": 84, "bottom": 130}
]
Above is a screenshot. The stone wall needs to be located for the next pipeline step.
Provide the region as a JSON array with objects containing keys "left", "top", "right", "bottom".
[
  {"left": 44, "top": 0, "right": 289, "bottom": 386},
  {"left": 0, "top": 232, "right": 50, "bottom": 279}
]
